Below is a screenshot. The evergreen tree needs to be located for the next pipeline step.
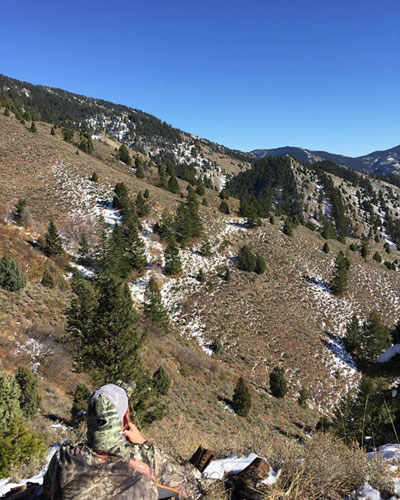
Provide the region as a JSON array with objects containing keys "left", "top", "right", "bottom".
[
  {"left": 62, "top": 126, "right": 74, "bottom": 142},
  {"left": 143, "top": 189, "right": 150, "bottom": 199},
  {"left": 70, "top": 383, "right": 91, "bottom": 422},
  {"left": 321, "top": 218, "right": 337, "bottom": 240},
  {"left": 322, "top": 242, "right": 330, "bottom": 253},
  {"left": 124, "top": 221, "right": 147, "bottom": 272},
  {"left": 0, "top": 254, "right": 27, "bottom": 291},
  {"left": 135, "top": 165, "right": 144, "bottom": 178},
  {"left": 269, "top": 215, "right": 275, "bottom": 224},
  {"left": 144, "top": 276, "right": 169, "bottom": 333},
  {"left": 200, "top": 239, "right": 212, "bottom": 256},
  {"left": 282, "top": 218, "right": 293, "bottom": 236},
  {"left": 360, "top": 237, "right": 370, "bottom": 259},
  {"left": 198, "top": 268, "right": 206, "bottom": 282},
  {"left": 50, "top": 126, "right": 56, "bottom": 136},
  {"left": 15, "top": 366, "right": 41, "bottom": 418},
  {"left": 373, "top": 251, "right": 382, "bottom": 263},
  {"left": 41, "top": 268, "right": 55, "bottom": 288},
  {"left": 103, "top": 224, "right": 131, "bottom": 279},
  {"left": 237, "top": 246, "right": 256, "bottom": 272},
  {"left": 45, "top": 220, "right": 63, "bottom": 256},
  {"left": 232, "top": 377, "right": 251, "bottom": 417},
  {"left": 168, "top": 175, "right": 180, "bottom": 194},
  {"left": 202, "top": 198, "right": 208, "bottom": 206},
  {"left": 30, "top": 121, "right": 37, "bottom": 133},
  {"left": 72, "top": 277, "right": 144, "bottom": 385},
  {"left": 331, "top": 251, "right": 350, "bottom": 295},
  {"left": 195, "top": 183, "right": 205, "bottom": 196},
  {"left": 136, "top": 192, "right": 150, "bottom": 218},
  {"left": 360, "top": 311, "right": 391, "bottom": 363},
  {"left": 4, "top": 107, "right": 10, "bottom": 117},
  {"left": 212, "top": 338, "right": 222, "bottom": 354},
  {"left": 152, "top": 366, "right": 171, "bottom": 396},
  {"left": 158, "top": 165, "right": 168, "bottom": 189},
  {"left": 298, "top": 387, "right": 308, "bottom": 408},
  {"left": 225, "top": 267, "right": 231, "bottom": 282},
  {"left": 90, "top": 171, "right": 98, "bottom": 182},
  {"left": 164, "top": 243, "right": 182, "bottom": 276},
  {"left": 254, "top": 255, "right": 266, "bottom": 275},
  {"left": 219, "top": 200, "right": 230, "bottom": 214},
  {"left": 344, "top": 314, "right": 361, "bottom": 355},
  {"left": 117, "top": 144, "right": 132, "bottom": 165},
  {"left": 14, "top": 199, "right": 27, "bottom": 225},
  {"left": 78, "top": 232, "right": 91, "bottom": 266},
  {"left": 269, "top": 366, "right": 288, "bottom": 398},
  {"left": 391, "top": 320, "right": 400, "bottom": 345},
  {"left": 0, "top": 365, "right": 22, "bottom": 432}
]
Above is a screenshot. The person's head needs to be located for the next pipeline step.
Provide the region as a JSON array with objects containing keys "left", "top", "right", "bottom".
[{"left": 86, "top": 384, "right": 129, "bottom": 451}]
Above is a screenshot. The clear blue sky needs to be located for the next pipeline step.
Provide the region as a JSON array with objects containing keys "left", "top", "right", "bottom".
[{"left": 1, "top": 0, "right": 399, "bottom": 156}]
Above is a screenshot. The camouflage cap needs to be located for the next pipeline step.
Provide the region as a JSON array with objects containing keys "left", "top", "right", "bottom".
[{"left": 86, "top": 384, "right": 128, "bottom": 451}]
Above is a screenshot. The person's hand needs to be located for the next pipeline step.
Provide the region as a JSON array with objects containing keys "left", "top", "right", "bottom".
[{"left": 123, "top": 421, "right": 147, "bottom": 445}]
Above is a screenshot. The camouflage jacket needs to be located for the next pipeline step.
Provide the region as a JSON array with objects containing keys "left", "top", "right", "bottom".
[{"left": 42, "top": 441, "right": 199, "bottom": 500}]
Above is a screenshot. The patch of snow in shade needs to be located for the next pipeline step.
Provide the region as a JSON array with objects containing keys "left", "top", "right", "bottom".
[
  {"left": 203, "top": 453, "right": 280, "bottom": 485},
  {"left": 350, "top": 482, "right": 382, "bottom": 500},
  {"left": 70, "top": 262, "right": 96, "bottom": 279},
  {"left": 368, "top": 444, "right": 400, "bottom": 462},
  {"left": 377, "top": 344, "right": 400, "bottom": 363}
]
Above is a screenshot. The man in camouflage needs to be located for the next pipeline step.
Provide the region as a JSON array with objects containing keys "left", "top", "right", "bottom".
[{"left": 42, "top": 384, "right": 199, "bottom": 500}]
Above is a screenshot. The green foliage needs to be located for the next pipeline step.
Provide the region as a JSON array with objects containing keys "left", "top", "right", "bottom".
[
  {"left": 144, "top": 277, "right": 169, "bottom": 333},
  {"left": 164, "top": 243, "right": 182, "bottom": 276},
  {"left": 198, "top": 268, "right": 206, "bottom": 282},
  {"left": 50, "top": 126, "right": 56, "bottom": 136},
  {"left": 14, "top": 199, "right": 28, "bottom": 226},
  {"left": 322, "top": 242, "right": 330, "bottom": 253},
  {"left": 212, "top": 338, "right": 222, "bottom": 354},
  {"left": 155, "top": 210, "right": 176, "bottom": 245},
  {"left": 282, "top": 218, "right": 293, "bottom": 236},
  {"left": 15, "top": 366, "right": 41, "bottom": 418},
  {"left": 124, "top": 221, "right": 147, "bottom": 272},
  {"left": 152, "top": 366, "right": 171, "bottom": 396},
  {"left": 298, "top": 387, "right": 308, "bottom": 408},
  {"left": 78, "top": 232, "right": 91, "bottom": 266},
  {"left": 158, "top": 165, "right": 169, "bottom": 189},
  {"left": 79, "top": 131, "right": 94, "bottom": 154},
  {"left": 30, "top": 121, "right": 37, "bottom": 132},
  {"left": 360, "top": 311, "right": 391, "bottom": 363},
  {"left": 4, "top": 107, "right": 10, "bottom": 117},
  {"left": 218, "top": 200, "right": 230, "bottom": 214},
  {"left": 360, "top": 237, "right": 370, "bottom": 259},
  {"left": 237, "top": 246, "right": 256, "bottom": 272},
  {"left": 0, "top": 417, "right": 46, "bottom": 478},
  {"left": 175, "top": 193, "right": 203, "bottom": 246},
  {"left": 254, "top": 255, "right": 266, "bottom": 275},
  {"left": 321, "top": 218, "right": 337, "bottom": 240},
  {"left": 344, "top": 314, "right": 361, "bottom": 355},
  {"left": 118, "top": 144, "right": 132, "bottom": 165},
  {"left": 62, "top": 126, "right": 74, "bottom": 142},
  {"left": 269, "top": 215, "right": 275, "bottom": 224},
  {"left": 143, "top": 189, "right": 150, "bottom": 199},
  {"left": 200, "top": 239, "right": 212, "bottom": 256},
  {"left": 333, "top": 376, "right": 396, "bottom": 446},
  {"left": 373, "top": 251, "right": 382, "bottom": 263},
  {"left": 269, "top": 366, "right": 288, "bottom": 398},
  {"left": 168, "top": 175, "right": 180, "bottom": 194},
  {"left": 225, "top": 267, "right": 231, "bottom": 282},
  {"left": 195, "top": 183, "right": 205, "bottom": 196},
  {"left": 0, "top": 365, "right": 22, "bottom": 432},
  {"left": 41, "top": 268, "right": 55, "bottom": 288},
  {"left": 0, "top": 254, "right": 27, "bottom": 291},
  {"left": 232, "top": 377, "right": 251, "bottom": 417},
  {"left": 349, "top": 243, "right": 357, "bottom": 252},
  {"left": 136, "top": 192, "right": 150, "bottom": 218},
  {"left": 331, "top": 251, "right": 350, "bottom": 295},
  {"left": 45, "top": 220, "right": 63, "bottom": 256},
  {"left": 70, "top": 383, "right": 91, "bottom": 423},
  {"left": 103, "top": 224, "right": 131, "bottom": 279}
]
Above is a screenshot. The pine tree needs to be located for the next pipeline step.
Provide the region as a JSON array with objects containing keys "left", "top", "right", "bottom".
[
  {"left": 0, "top": 254, "right": 27, "bottom": 291},
  {"left": 152, "top": 366, "right": 171, "bottom": 396},
  {"left": 200, "top": 239, "right": 212, "bottom": 256},
  {"left": 62, "top": 126, "right": 74, "bottom": 142},
  {"left": 237, "top": 246, "right": 256, "bottom": 272},
  {"left": 70, "top": 383, "right": 91, "bottom": 423},
  {"left": 14, "top": 199, "right": 26, "bottom": 225},
  {"left": 78, "top": 232, "right": 91, "bottom": 266},
  {"left": 168, "top": 175, "right": 180, "bottom": 194},
  {"left": 323, "top": 242, "right": 330, "bottom": 253},
  {"left": 144, "top": 189, "right": 150, "bottom": 199},
  {"left": 15, "top": 366, "right": 41, "bottom": 418},
  {"left": 155, "top": 210, "right": 176, "bottom": 245},
  {"left": 344, "top": 314, "right": 361, "bottom": 355},
  {"left": 373, "top": 251, "right": 382, "bottom": 263},
  {"left": 136, "top": 165, "right": 144, "bottom": 178},
  {"left": 45, "top": 220, "right": 63, "bottom": 256},
  {"left": 331, "top": 251, "right": 350, "bottom": 295},
  {"left": 158, "top": 165, "right": 168, "bottom": 189},
  {"left": 360, "top": 311, "right": 391, "bottom": 363},
  {"left": 50, "top": 126, "right": 56, "bottom": 136},
  {"left": 144, "top": 276, "right": 169, "bottom": 333},
  {"left": 225, "top": 267, "right": 231, "bottom": 282},
  {"left": 321, "top": 218, "right": 337, "bottom": 240},
  {"left": 219, "top": 200, "right": 230, "bottom": 214},
  {"left": 254, "top": 255, "right": 266, "bottom": 275},
  {"left": 298, "top": 387, "right": 308, "bottom": 408},
  {"left": 4, "top": 107, "right": 10, "bottom": 117},
  {"left": 195, "top": 183, "right": 205, "bottom": 196},
  {"left": 117, "top": 144, "right": 132, "bottom": 165},
  {"left": 124, "top": 221, "right": 147, "bottom": 272},
  {"left": 269, "top": 215, "right": 275, "bottom": 224},
  {"left": 232, "top": 377, "right": 251, "bottom": 417},
  {"left": 41, "top": 268, "right": 55, "bottom": 288},
  {"left": 0, "top": 364, "right": 22, "bottom": 432},
  {"left": 164, "top": 243, "right": 182, "bottom": 276},
  {"left": 212, "top": 338, "right": 222, "bottom": 354},
  {"left": 30, "top": 121, "right": 37, "bottom": 133},
  {"left": 282, "top": 218, "right": 293, "bottom": 236},
  {"left": 360, "top": 237, "right": 370, "bottom": 259},
  {"left": 103, "top": 224, "right": 131, "bottom": 279},
  {"left": 270, "top": 366, "right": 288, "bottom": 398},
  {"left": 136, "top": 192, "right": 150, "bottom": 218},
  {"left": 90, "top": 171, "right": 98, "bottom": 182},
  {"left": 70, "top": 276, "right": 145, "bottom": 386}
]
